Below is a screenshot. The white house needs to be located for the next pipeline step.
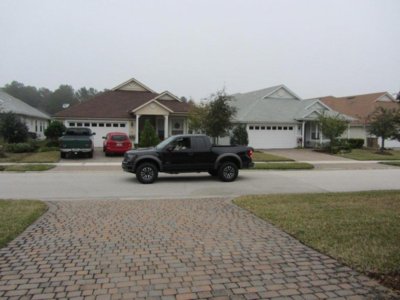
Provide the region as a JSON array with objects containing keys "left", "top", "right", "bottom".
[
  {"left": 0, "top": 90, "right": 51, "bottom": 139},
  {"left": 228, "top": 85, "right": 351, "bottom": 149}
]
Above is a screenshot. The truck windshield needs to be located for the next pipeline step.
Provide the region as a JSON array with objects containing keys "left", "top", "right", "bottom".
[
  {"left": 155, "top": 136, "right": 177, "bottom": 150},
  {"left": 65, "top": 128, "right": 92, "bottom": 136}
]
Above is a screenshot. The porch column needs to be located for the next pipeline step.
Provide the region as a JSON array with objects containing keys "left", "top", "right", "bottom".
[
  {"left": 301, "top": 121, "right": 305, "bottom": 148},
  {"left": 135, "top": 114, "right": 141, "bottom": 144},
  {"left": 319, "top": 123, "right": 323, "bottom": 145},
  {"left": 347, "top": 124, "right": 350, "bottom": 139},
  {"left": 164, "top": 115, "right": 169, "bottom": 139}
]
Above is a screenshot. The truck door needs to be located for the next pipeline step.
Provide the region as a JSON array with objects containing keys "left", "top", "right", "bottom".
[
  {"left": 162, "top": 137, "right": 194, "bottom": 171},
  {"left": 191, "top": 136, "right": 214, "bottom": 171}
]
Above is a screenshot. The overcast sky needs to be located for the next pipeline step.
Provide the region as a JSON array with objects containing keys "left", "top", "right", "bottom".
[{"left": 1, "top": 0, "right": 399, "bottom": 100}]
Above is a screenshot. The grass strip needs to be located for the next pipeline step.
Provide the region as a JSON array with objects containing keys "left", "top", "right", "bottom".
[
  {"left": 380, "top": 161, "right": 400, "bottom": 167},
  {"left": 337, "top": 149, "right": 400, "bottom": 161},
  {"left": 0, "top": 200, "right": 47, "bottom": 248},
  {"left": 20, "top": 151, "right": 60, "bottom": 163},
  {"left": 234, "top": 191, "right": 400, "bottom": 277},
  {"left": 252, "top": 151, "right": 293, "bottom": 162},
  {"left": 1, "top": 164, "right": 55, "bottom": 172},
  {"left": 253, "top": 162, "right": 314, "bottom": 170}
]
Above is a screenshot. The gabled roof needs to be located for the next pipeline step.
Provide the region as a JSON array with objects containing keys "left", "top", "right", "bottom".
[
  {"left": 112, "top": 78, "right": 157, "bottom": 93},
  {"left": 320, "top": 92, "right": 399, "bottom": 124},
  {"left": 0, "top": 90, "right": 50, "bottom": 120},
  {"left": 54, "top": 90, "right": 190, "bottom": 119},
  {"left": 231, "top": 85, "right": 338, "bottom": 123}
]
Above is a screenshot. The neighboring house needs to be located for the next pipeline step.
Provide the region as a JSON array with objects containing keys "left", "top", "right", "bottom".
[
  {"left": 54, "top": 78, "right": 191, "bottom": 147},
  {"left": 320, "top": 92, "right": 400, "bottom": 148},
  {"left": 0, "top": 90, "right": 51, "bottom": 139},
  {"left": 228, "top": 85, "right": 351, "bottom": 149}
]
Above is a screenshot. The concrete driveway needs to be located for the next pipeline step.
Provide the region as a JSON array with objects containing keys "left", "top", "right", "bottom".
[{"left": 0, "top": 199, "right": 394, "bottom": 299}]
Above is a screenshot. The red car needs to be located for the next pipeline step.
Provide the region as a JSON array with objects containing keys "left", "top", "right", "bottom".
[{"left": 103, "top": 132, "right": 132, "bottom": 156}]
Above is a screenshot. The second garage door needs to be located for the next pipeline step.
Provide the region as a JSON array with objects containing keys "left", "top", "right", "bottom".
[
  {"left": 66, "top": 120, "right": 130, "bottom": 147},
  {"left": 248, "top": 124, "right": 297, "bottom": 149}
]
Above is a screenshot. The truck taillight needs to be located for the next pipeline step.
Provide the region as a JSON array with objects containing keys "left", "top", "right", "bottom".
[{"left": 247, "top": 149, "right": 253, "bottom": 159}]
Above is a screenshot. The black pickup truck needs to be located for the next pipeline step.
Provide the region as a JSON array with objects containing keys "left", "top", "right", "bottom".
[{"left": 122, "top": 134, "right": 254, "bottom": 184}]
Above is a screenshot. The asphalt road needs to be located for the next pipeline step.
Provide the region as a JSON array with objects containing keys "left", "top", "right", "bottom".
[{"left": 1, "top": 168, "right": 400, "bottom": 200}]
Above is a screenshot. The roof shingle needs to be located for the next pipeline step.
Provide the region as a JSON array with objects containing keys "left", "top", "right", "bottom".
[{"left": 54, "top": 90, "right": 190, "bottom": 119}]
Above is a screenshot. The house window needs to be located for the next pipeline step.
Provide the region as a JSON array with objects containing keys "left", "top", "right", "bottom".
[
  {"left": 113, "top": 123, "right": 118, "bottom": 127},
  {"left": 69, "top": 122, "right": 75, "bottom": 127},
  {"left": 255, "top": 126, "right": 260, "bottom": 130},
  {"left": 120, "top": 123, "right": 126, "bottom": 128},
  {"left": 272, "top": 126, "right": 276, "bottom": 130},
  {"left": 311, "top": 123, "right": 320, "bottom": 139},
  {"left": 106, "top": 123, "right": 111, "bottom": 127},
  {"left": 261, "top": 126, "right": 265, "bottom": 130},
  {"left": 289, "top": 126, "right": 293, "bottom": 130},
  {"left": 91, "top": 123, "right": 97, "bottom": 127},
  {"left": 267, "top": 126, "right": 271, "bottom": 130},
  {"left": 283, "top": 126, "right": 288, "bottom": 130},
  {"left": 77, "top": 122, "right": 82, "bottom": 127},
  {"left": 99, "top": 123, "right": 104, "bottom": 127},
  {"left": 249, "top": 126, "right": 254, "bottom": 130},
  {"left": 84, "top": 123, "right": 90, "bottom": 127},
  {"left": 278, "top": 126, "right": 282, "bottom": 130}
]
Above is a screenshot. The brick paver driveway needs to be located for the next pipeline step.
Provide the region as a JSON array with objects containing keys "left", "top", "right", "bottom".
[{"left": 0, "top": 199, "right": 396, "bottom": 299}]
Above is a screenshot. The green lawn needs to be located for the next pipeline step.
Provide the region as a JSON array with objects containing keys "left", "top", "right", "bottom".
[
  {"left": 234, "top": 191, "right": 400, "bottom": 277},
  {"left": 380, "top": 161, "right": 400, "bottom": 167},
  {"left": 253, "top": 162, "right": 314, "bottom": 170},
  {"left": 0, "top": 151, "right": 59, "bottom": 163},
  {"left": 252, "top": 151, "right": 293, "bottom": 162},
  {"left": 337, "top": 149, "right": 400, "bottom": 160},
  {"left": 0, "top": 164, "right": 55, "bottom": 172},
  {"left": 0, "top": 200, "right": 47, "bottom": 248}
]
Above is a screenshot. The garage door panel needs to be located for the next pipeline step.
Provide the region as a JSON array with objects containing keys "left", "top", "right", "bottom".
[{"left": 248, "top": 124, "right": 297, "bottom": 149}]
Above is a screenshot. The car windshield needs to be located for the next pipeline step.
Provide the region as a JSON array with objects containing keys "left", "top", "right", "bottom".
[
  {"left": 111, "top": 135, "right": 127, "bottom": 141},
  {"left": 155, "top": 136, "right": 177, "bottom": 150}
]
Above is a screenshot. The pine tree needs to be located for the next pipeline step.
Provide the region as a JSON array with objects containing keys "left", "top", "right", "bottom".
[
  {"left": 139, "top": 120, "right": 160, "bottom": 147},
  {"left": 230, "top": 124, "right": 249, "bottom": 145}
]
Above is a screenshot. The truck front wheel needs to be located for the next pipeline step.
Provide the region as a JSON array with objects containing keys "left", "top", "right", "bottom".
[
  {"left": 218, "top": 162, "right": 238, "bottom": 182},
  {"left": 136, "top": 162, "right": 158, "bottom": 184}
]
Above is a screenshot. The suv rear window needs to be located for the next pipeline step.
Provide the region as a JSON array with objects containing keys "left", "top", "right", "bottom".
[{"left": 111, "top": 135, "right": 127, "bottom": 141}]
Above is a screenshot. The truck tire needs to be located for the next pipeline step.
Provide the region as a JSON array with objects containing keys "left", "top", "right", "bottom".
[
  {"left": 136, "top": 162, "right": 158, "bottom": 184},
  {"left": 60, "top": 152, "right": 66, "bottom": 159},
  {"left": 88, "top": 150, "right": 94, "bottom": 158},
  {"left": 218, "top": 161, "right": 238, "bottom": 182}
]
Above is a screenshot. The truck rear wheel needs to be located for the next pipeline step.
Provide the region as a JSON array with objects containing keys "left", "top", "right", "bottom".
[
  {"left": 60, "top": 152, "right": 66, "bottom": 159},
  {"left": 136, "top": 162, "right": 158, "bottom": 184},
  {"left": 218, "top": 162, "right": 238, "bottom": 182}
]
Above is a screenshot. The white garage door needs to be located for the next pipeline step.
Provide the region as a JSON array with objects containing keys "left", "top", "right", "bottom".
[
  {"left": 248, "top": 124, "right": 297, "bottom": 149},
  {"left": 66, "top": 120, "right": 130, "bottom": 147}
]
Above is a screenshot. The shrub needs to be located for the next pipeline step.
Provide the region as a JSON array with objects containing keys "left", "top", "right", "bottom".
[
  {"left": 230, "top": 124, "right": 249, "bottom": 145},
  {"left": 45, "top": 121, "right": 65, "bottom": 142},
  {"left": 5, "top": 143, "right": 36, "bottom": 153},
  {"left": 347, "top": 138, "right": 364, "bottom": 149},
  {"left": 0, "top": 144, "right": 5, "bottom": 158},
  {"left": 0, "top": 112, "right": 29, "bottom": 143}
]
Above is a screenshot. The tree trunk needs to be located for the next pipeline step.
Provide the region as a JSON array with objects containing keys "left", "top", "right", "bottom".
[{"left": 380, "top": 136, "right": 385, "bottom": 152}]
